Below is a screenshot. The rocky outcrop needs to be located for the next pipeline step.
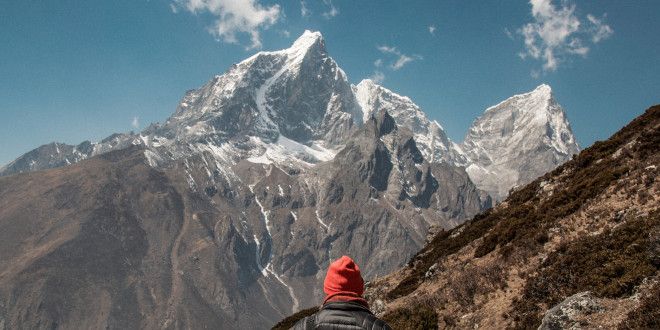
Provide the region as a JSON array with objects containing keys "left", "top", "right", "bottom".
[{"left": 538, "top": 292, "right": 603, "bottom": 330}]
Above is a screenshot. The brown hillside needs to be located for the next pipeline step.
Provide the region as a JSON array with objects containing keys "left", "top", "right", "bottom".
[{"left": 361, "top": 105, "right": 659, "bottom": 329}]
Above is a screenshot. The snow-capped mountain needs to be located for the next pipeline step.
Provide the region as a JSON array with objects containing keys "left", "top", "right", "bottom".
[
  {"left": 0, "top": 33, "right": 578, "bottom": 205},
  {"left": 0, "top": 31, "right": 493, "bottom": 329},
  {"left": 0, "top": 31, "right": 361, "bottom": 177},
  {"left": 460, "top": 84, "right": 580, "bottom": 200},
  {"left": 353, "top": 79, "right": 466, "bottom": 164},
  {"left": 0, "top": 30, "right": 582, "bottom": 328},
  {"left": 161, "top": 31, "right": 362, "bottom": 145}
]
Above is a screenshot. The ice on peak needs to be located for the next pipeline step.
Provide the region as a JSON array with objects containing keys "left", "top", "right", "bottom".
[
  {"left": 239, "top": 30, "right": 324, "bottom": 66},
  {"left": 534, "top": 83, "right": 552, "bottom": 93},
  {"left": 292, "top": 30, "right": 323, "bottom": 47},
  {"left": 355, "top": 79, "right": 411, "bottom": 103},
  {"left": 522, "top": 84, "right": 554, "bottom": 103},
  {"left": 287, "top": 30, "right": 325, "bottom": 57},
  {"left": 484, "top": 84, "right": 555, "bottom": 115},
  {"left": 357, "top": 79, "right": 378, "bottom": 89},
  {"left": 527, "top": 83, "right": 554, "bottom": 102}
]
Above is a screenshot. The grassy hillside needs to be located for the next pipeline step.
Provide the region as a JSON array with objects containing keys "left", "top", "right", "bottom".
[{"left": 366, "top": 105, "right": 659, "bottom": 329}]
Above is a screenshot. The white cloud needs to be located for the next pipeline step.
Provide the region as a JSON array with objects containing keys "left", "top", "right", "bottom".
[
  {"left": 300, "top": 0, "right": 310, "bottom": 17},
  {"left": 169, "top": 3, "right": 179, "bottom": 13},
  {"left": 280, "top": 30, "right": 291, "bottom": 38},
  {"left": 587, "top": 14, "right": 614, "bottom": 43},
  {"left": 368, "top": 71, "right": 385, "bottom": 84},
  {"left": 173, "top": 0, "right": 281, "bottom": 50},
  {"left": 377, "top": 45, "right": 397, "bottom": 54},
  {"left": 131, "top": 116, "right": 140, "bottom": 129},
  {"left": 377, "top": 45, "right": 421, "bottom": 70},
  {"left": 530, "top": 69, "right": 540, "bottom": 79},
  {"left": 391, "top": 54, "right": 414, "bottom": 70},
  {"left": 322, "top": 0, "right": 339, "bottom": 19},
  {"left": 428, "top": 25, "right": 436, "bottom": 35},
  {"left": 374, "top": 59, "right": 383, "bottom": 67},
  {"left": 517, "top": 0, "right": 613, "bottom": 72}
]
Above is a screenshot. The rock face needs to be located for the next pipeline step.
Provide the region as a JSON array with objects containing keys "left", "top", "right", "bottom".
[
  {"left": 461, "top": 84, "right": 580, "bottom": 200},
  {"left": 352, "top": 79, "right": 465, "bottom": 165}
]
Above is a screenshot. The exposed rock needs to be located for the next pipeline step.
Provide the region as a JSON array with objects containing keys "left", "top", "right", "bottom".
[{"left": 538, "top": 292, "right": 603, "bottom": 330}]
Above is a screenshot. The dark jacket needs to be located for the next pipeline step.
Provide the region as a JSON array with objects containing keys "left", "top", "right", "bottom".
[{"left": 292, "top": 301, "right": 391, "bottom": 330}]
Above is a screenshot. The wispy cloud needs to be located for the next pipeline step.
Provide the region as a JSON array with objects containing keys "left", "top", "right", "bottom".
[
  {"left": 392, "top": 54, "right": 414, "bottom": 70},
  {"left": 173, "top": 0, "right": 281, "bottom": 50},
  {"left": 322, "top": 0, "right": 339, "bottom": 19},
  {"left": 374, "top": 59, "right": 383, "bottom": 67},
  {"left": 300, "top": 0, "right": 310, "bottom": 17},
  {"left": 377, "top": 45, "right": 397, "bottom": 54},
  {"left": 428, "top": 25, "right": 436, "bottom": 35},
  {"left": 517, "top": 0, "right": 613, "bottom": 73},
  {"left": 377, "top": 45, "right": 421, "bottom": 70},
  {"left": 368, "top": 70, "right": 385, "bottom": 84},
  {"left": 587, "top": 14, "right": 614, "bottom": 43},
  {"left": 504, "top": 27, "right": 514, "bottom": 40},
  {"left": 131, "top": 116, "right": 140, "bottom": 129}
]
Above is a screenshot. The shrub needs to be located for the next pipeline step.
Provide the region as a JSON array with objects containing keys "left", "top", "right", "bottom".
[
  {"left": 511, "top": 211, "right": 659, "bottom": 329},
  {"left": 619, "top": 282, "right": 660, "bottom": 329},
  {"left": 382, "top": 305, "right": 438, "bottom": 330}
]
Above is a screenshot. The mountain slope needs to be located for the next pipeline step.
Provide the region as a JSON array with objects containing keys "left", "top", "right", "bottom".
[
  {"left": 363, "top": 105, "right": 659, "bottom": 329},
  {"left": 0, "top": 110, "right": 489, "bottom": 329}
]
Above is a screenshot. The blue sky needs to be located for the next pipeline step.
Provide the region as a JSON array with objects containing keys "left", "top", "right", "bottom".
[{"left": 1, "top": 0, "right": 659, "bottom": 166}]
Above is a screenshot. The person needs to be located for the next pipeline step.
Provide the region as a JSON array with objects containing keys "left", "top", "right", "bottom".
[{"left": 293, "top": 255, "right": 391, "bottom": 329}]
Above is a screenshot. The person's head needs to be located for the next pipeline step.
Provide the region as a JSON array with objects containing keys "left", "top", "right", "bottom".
[{"left": 323, "top": 255, "right": 365, "bottom": 300}]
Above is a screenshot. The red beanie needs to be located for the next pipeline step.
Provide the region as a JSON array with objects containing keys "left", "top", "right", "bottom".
[{"left": 324, "top": 256, "right": 365, "bottom": 298}]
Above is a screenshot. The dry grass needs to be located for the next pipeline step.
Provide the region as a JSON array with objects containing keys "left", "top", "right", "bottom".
[{"left": 361, "top": 105, "right": 660, "bottom": 329}]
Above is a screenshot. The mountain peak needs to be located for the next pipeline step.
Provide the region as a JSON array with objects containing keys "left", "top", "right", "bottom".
[
  {"left": 462, "top": 83, "right": 579, "bottom": 200},
  {"left": 357, "top": 78, "right": 378, "bottom": 88},
  {"left": 290, "top": 30, "right": 325, "bottom": 54},
  {"left": 530, "top": 83, "right": 553, "bottom": 99},
  {"left": 534, "top": 83, "right": 552, "bottom": 92}
]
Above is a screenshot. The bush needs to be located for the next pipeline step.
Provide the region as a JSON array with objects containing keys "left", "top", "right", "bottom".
[
  {"left": 511, "top": 211, "right": 659, "bottom": 329},
  {"left": 619, "top": 282, "right": 660, "bottom": 329},
  {"left": 382, "top": 305, "right": 438, "bottom": 330}
]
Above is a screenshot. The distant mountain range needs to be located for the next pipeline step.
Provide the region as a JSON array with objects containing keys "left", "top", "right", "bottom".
[
  {"left": 0, "top": 31, "right": 578, "bottom": 201},
  {"left": 0, "top": 31, "right": 580, "bottom": 328}
]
